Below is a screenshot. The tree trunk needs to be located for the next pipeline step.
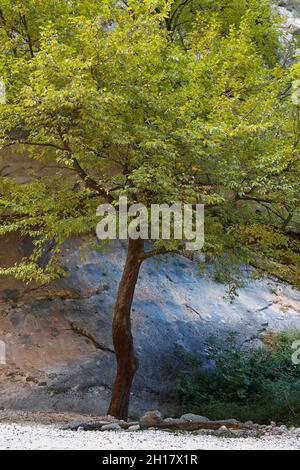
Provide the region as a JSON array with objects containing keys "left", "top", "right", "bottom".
[{"left": 107, "top": 238, "right": 144, "bottom": 420}]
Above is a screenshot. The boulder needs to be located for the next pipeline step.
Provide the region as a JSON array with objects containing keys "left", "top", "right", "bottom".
[
  {"left": 218, "top": 425, "right": 230, "bottom": 434},
  {"left": 145, "top": 415, "right": 250, "bottom": 432},
  {"left": 101, "top": 423, "right": 122, "bottom": 431},
  {"left": 218, "top": 419, "right": 240, "bottom": 426},
  {"left": 140, "top": 410, "right": 163, "bottom": 428},
  {"left": 180, "top": 413, "right": 209, "bottom": 423},
  {"left": 64, "top": 415, "right": 120, "bottom": 431},
  {"left": 127, "top": 425, "right": 140, "bottom": 432},
  {"left": 278, "top": 425, "right": 289, "bottom": 434}
]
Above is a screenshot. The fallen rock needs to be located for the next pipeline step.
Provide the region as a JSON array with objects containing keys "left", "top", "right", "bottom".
[
  {"left": 142, "top": 415, "right": 253, "bottom": 432},
  {"left": 278, "top": 425, "right": 289, "bottom": 434},
  {"left": 219, "top": 426, "right": 230, "bottom": 434},
  {"left": 293, "top": 428, "right": 300, "bottom": 435},
  {"left": 103, "top": 415, "right": 119, "bottom": 423},
  {"left": 64, "top": 420, "right": 118, "bottom": 431},
  {"left": 140, "top": 411, "right": 163, "bottom": 428},
  {"left": 116, "top": 420, "right": 140, "bottom": 430},
  {"left": 269, "top": 426, "right": 288, "bottom": 436},
  {"left": 126, "top": 421, "right": 140, "bottom": 427},
  {"left": 101, "top": 423, "right": 122, "bottom": 431},
  {"left": 127, "top": 425, "right": 140, "bottom": 432},
  {"left": 180, "top": 414, "right": 209, "bottom": 423}
]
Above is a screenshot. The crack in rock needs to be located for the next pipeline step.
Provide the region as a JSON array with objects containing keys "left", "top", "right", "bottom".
[{"left": 69, "top": 321, "right": 115, "bottom": 354}]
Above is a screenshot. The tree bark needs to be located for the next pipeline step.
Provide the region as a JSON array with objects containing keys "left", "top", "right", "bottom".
[{"left": 107, "top": 238, "right": 144, "bottom": 420}]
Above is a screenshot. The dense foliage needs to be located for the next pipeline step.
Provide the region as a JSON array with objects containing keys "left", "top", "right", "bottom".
[
  {"left": 177, "top": 331, "right": 300, "bottom": 425},
  {"left": 0, "top": 0, "right": 299, "bottom": 286}
]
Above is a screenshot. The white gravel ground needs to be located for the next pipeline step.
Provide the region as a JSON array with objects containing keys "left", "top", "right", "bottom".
[{"left": 0, "top": 424, "right": 299, "bottom": 450}]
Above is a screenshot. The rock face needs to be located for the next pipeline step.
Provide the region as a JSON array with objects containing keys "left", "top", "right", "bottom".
[
  {"left": 0, "top": 237, "right": 300, "bottom": 416},
  {"left": 278, "top": 4, "right": 300, "bottom": 35},
  {"left": 276, "top": 0, "right": 300, "bottom": 37}
]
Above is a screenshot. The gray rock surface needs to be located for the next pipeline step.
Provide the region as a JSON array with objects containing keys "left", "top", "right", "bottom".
[
  {"left": 101, "top": 423, "right": 122, "bottom": 432},
  {"left": 0, "top": 236, "right": 300, "bottom": 416},
  {"left": 140, "top": 410, "right": 163, "bottom": 428},
  {"left": 277, "top": 0, "right": 300, "bottom": 42},
  {"left": 218, "top": 426, "right": 230, "bottom": 433},
  {"left": 127, "top": 425, "right": 140, "bottom": 432}
]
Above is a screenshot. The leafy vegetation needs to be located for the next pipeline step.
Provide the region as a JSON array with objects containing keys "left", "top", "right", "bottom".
[
  {"left": 177, "top": 331, "right": 300, "bottom": 425},
  {"left": 0, "top": 0, "right": 299, "bottom": 419},
  {"left": 0, "top": 0, "right": 299, "bottom": 285}
]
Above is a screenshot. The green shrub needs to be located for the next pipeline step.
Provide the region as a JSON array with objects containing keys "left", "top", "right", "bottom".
[{"left": 177, "top": 331, "right": 300, "bottom": 425}]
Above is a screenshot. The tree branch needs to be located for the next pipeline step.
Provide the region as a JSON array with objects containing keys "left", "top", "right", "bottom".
[
  {"left": 19, "top": 13, "right": 35, "bottom": 58},
  {"left": 0, "top": 165, "right": 9, "bottom": 176},
  {"left": 141, "top": 247, "right": 174, "bottom": 260},
  {"left": 62, "top": 141, "right": 115, "bottom": 203},
  {"left": 169, "top": 0, "right": 192, "bottom": 26},
  {"left": 237, "top": 195, "right": 275, "bottom": 204},
  {"left": 72, "top": 157, "right": 115, "bottom": 203},
  {"left": 1, "top": 139, "right": 116, "bottom": 203},
  {"left": 140, "top": 245, "right": 193, "bottom": 261}
]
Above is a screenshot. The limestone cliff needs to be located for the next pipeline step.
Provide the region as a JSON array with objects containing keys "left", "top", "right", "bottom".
[{"left": 0, "top": 237, "right": 299, "bottom": 415}]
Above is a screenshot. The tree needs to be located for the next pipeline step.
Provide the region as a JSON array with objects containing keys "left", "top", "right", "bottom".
[
  {"left": 162, "top": 0, "right": 280, "bottom": 65},
  {"left": 0, "top": 0, "right": 299, "bottom": 420}
]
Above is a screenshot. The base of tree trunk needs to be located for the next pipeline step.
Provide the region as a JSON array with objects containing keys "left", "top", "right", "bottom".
[{"left": 107, "top": 239, "right": 144, "bottom": 420}]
